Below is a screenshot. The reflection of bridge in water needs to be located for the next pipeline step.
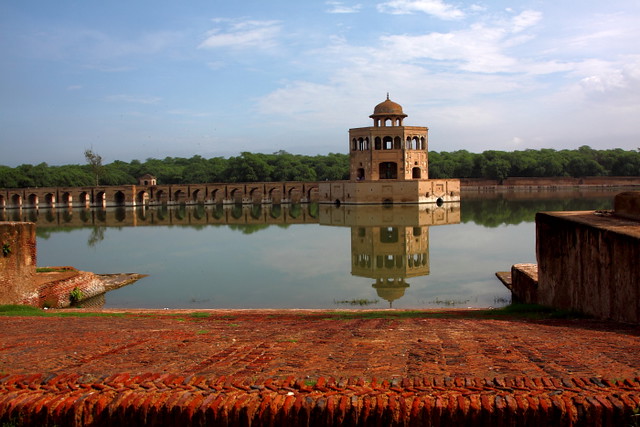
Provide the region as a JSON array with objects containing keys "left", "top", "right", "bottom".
[
  {"left": 1, "top": 204, "right": 320, "bottom": 227},
  {"left": 5, "top": 203, "right": 460, "bottom": 307}
]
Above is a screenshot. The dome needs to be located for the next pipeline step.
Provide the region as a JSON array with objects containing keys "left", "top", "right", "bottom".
[
  {"left": 372, "top": 277, "right": 409, "bottom": 307},
  {"left": 370, "top": 94, "right": 407, "bottom": 119}
]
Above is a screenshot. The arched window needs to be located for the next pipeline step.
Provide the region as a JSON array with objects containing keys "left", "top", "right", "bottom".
[
  {"left": 357, "top": 168, "right": 365, "bottom": 181},
  {"left": 114, "top": 191, "right": 126, "bottom": 206},
  {"left": 412, "top": 167, "right": 421, "bottom": 179},
  {"left": 406, "top": 137, "right": 413, "bottom": 149},
  {"left": 394, "top": 136, "right": 401, "bottom": 150},
  {"left": 383, "top": 136, "right": 393, "bottom": 150},
  {"left": 379, "top": 162, "right": 398, "bottom": 179},
  {"left": 352, "top": 138, "right": 357, "bottom": 151},
  {"left": 374, "top": 137, "right": 382, "bottom": 150}
]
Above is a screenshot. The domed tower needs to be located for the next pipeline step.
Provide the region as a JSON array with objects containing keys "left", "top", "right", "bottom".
[
  {"left": 318, "top": 95, "right": 459, "bottom": 204},
  {"left": 349, "top": 95, "right": 428, "bottom": 182}
]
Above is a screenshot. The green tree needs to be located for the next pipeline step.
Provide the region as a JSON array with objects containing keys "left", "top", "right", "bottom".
[
  {"left": 84, "top": 149, "right": 103, "bottom": 186},
  {"left": 225, "top": 152, "right": 274, "bottom": 182}
]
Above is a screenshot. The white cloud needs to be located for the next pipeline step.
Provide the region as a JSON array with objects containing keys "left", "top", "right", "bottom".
[
  {"left": 198, "top": 19, "right": 282, "bottom": 50},
  {"left": 378, "top": 10, "right": 543, "bottom": 73},
  {"left": 377, "top": 0, "right": 464, "bottom": 20},
  {"left": 24, "top": 27, "right": 183, "bottom": 62},
  {"left": 251, "top": 4, "right": 640, "bottom": 153},
  {"left": 105, "top": 94, "right": 162, "bottom": 104},
  {"left": 326, "top": 1, "right": 362, "bottom": 13},
  {"left": 511, "top": 10, "right": 542, "bottom": 33}
]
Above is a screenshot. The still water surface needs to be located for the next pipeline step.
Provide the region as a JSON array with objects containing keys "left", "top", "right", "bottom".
[{"left": 7, "top": 190, "right": 616, "bottom": 309}]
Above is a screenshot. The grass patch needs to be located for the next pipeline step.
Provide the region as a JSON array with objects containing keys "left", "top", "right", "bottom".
[
  {"left": 0, "top": 305, "right": 43, "bottom": 316},
  {"left": 316, "top": 304, "right": 587, "bottom": 321},
  {"left": 334, "top": 298, "right": 379, "bottom": 306},
  {"left": 325, "top": 310, "right": 446, "bottom": 320},
  {"left": 190, "top": 312, "right": 211, "bottom": 318},
  {"left": 36, "top": 266, "right": 75, "bottom": 273},
  {"left": 426, "top": 298, "right": 470, "bottom": 306},
  {"left": 0, "top": 304, "right": 124, "bottom": 318},
  {"left": 196, "top": 329, "right": 209, "bottom": 335},
  {"left": 483, "top": 303, "right": 588, "bottom": 320}
]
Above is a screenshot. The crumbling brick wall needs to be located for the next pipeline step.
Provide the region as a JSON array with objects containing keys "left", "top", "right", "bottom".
[{"left": 0, "top": 222, "right": 36, "bottom": 304}]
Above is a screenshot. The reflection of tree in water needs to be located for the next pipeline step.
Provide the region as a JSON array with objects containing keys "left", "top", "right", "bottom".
[
  {"left": 88, "top": 226, "right": 106, "bottom": 247},
  {"left": 227, "top": 224, "right": 270, "bottom": 235},
  {"left": 462, "top": 195, "right": 614, "bottom": 227}
]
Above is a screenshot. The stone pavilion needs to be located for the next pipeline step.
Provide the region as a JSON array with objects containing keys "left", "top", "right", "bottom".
[{"left": 319, "top": 96, "right": 460, "bottom": 204}]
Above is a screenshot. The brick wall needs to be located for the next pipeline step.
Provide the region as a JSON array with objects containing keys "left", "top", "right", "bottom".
[
  {"left": 0, "top": 222, "right": 36, "bottom": 304},
  {"left": 32, "top": 271, "right": 106, "bottom": 308}
]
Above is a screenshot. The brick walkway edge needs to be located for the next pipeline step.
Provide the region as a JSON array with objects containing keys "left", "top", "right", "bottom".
[
  {"left": 2, "top": 310, "right": 640, "bottom": 425},
  {"left": 2, "top": 374, "right": 640, "bottom": 426}
]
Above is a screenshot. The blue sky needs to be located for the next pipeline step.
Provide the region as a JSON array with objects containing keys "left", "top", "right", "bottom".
[{"left": 2, "top": 0, "right": 639, "bottom": 166}]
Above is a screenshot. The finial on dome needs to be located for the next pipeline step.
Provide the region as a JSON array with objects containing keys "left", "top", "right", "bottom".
[{"left": 386, "top": 92, "right": 390, "bottom": 100}]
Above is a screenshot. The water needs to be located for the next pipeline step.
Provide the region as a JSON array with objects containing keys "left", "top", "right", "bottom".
[{"left": 4, "top": 190, "right": 616, "bottom": 309}]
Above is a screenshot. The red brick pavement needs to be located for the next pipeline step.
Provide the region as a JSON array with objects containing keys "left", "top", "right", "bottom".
[{"left": 1, "top": 309, "right": 640, "bottom": 425}]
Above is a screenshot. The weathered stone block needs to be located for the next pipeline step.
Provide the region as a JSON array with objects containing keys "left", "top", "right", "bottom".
[
  {"left": 510, "top": 264, "right": 538, "bottom": 304},
  {"left": 614, "top": 191, "right": 640, "bottom": 221},
  {"left": 536, "top": 211, "right": 640, "bottom": 323}
]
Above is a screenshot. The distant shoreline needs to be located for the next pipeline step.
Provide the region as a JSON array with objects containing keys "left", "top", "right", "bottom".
[{"left": 459, "top": 176, "right": 640, "bottom": 191}]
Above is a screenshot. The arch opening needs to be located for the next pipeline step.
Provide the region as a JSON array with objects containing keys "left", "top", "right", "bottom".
[
  {"left": 114, "top": 191, "right": 126, "bottom": 206},
  {"left": 379, "top": 162, "right": 398, "bottom": 179}
]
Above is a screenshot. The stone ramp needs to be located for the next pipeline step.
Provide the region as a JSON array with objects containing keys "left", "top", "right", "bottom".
[{"left": 2, "top": 373, "right": 639, "bottom": 426}]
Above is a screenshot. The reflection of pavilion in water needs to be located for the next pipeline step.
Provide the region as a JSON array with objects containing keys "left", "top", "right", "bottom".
[
  {"left": 319, "top": 204, "right": 460, "bottom": 307},
  {"left": 4, "top": 203, "right": 460, "bottom": 307}
]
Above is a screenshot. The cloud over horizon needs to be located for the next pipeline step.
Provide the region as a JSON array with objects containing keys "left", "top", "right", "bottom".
[{"left": 1, "top": 0, "right": 639, "bottom": 166}]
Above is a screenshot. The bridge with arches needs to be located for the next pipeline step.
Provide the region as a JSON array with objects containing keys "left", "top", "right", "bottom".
[{"left": 0, "top": 182, "right": 319, "bottom": 210}]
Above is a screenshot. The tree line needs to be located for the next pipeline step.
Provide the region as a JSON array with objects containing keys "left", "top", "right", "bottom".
[
  {"left": 429, "top": 146, "right": 640, "bottom": 180},
  {"left": 0, "top": 151, "right": 349, "bottom": 188},
  {"left": 0, "top": 146, "right": 638, "bottom": 188}
]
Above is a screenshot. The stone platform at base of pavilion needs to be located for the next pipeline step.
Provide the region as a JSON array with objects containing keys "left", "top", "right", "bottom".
[
  {"left": 318, "top": 179, "right": 460, "bottom": 205},
  {"left": 498, "top": 191, "right": 640, "bottom": 323}
]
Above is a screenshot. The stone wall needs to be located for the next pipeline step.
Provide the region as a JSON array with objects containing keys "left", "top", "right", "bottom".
[
  {"left": 535, "top": 207, "right": 640, "bottom": 323},
  {"left": 0, "top": 222, "right": 36, "bottom": 305},
  {"left": 318, "top": 179, "right": 460, "bottom": 204},
  {"left": 462, "top": 176, "right": 640, "bottom": 190}
]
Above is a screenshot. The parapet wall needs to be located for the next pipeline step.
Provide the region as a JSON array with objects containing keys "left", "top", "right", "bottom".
[
  {"left": 0, "top": 222, "right": 36, "bottom": 305},
  {"left": 534, "top": 198, "right": 640, "bottom": 322}
]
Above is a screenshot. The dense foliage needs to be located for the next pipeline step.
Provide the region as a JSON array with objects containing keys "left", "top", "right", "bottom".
[
  {"left": 1, "top": 146, "right": 638, "bottom": 188},
  {"left": 0, "top": 151, "right": 349, "bottom": 188},
  {"left": 429, "top": 146, "right": 640, "bottom": 180},
  {"left": 461, "top": 196, "right": 614, "bottom": 228}
]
